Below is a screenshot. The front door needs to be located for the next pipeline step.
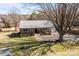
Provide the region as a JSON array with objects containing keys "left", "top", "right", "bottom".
[{"left": 35, "top": 29, "right": 39, "bottom": 33}]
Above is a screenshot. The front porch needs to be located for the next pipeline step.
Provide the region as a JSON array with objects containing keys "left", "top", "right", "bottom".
[{"left": 20, "top": 28, "right": 51, "bottom": 37}]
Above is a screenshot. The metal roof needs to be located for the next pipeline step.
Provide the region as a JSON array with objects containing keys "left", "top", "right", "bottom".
[{"left": 20, "top": 20, "right": 54, "bottom": 29}]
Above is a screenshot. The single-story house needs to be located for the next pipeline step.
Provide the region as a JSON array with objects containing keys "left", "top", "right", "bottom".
[{"left": 20, "top": 20, "right": 55, "bottom": 36}]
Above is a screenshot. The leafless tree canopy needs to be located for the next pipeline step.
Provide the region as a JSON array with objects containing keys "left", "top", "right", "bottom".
[
  {"left": 38, "top": 3, "right": 79, "bottom": 42},
  {"left": 1, "top": 16, "right": 12, "bottom": 28},
  {"left": 8, "top": 7, "right": 21, "bottom": 31}
]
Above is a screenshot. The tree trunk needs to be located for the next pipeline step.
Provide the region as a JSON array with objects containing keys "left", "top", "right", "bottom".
[{"left": 59, "top": 33, "right": 64, "bottom": 43}]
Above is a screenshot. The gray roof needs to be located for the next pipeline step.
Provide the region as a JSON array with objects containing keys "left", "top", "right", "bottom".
[{"left": 20, "top": 20, "right": 54, "bottom": 29}]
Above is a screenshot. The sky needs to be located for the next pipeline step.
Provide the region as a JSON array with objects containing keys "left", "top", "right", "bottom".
[{"left": 0, "top": 3, "right": 38, "bottom": 14}]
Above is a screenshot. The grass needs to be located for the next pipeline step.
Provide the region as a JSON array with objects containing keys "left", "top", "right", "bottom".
[
  {"left": 0, "top": 37, "right": 35, "bottom": 43},
  {"left": 0, "top": 32, "right": 79, "bottom": 55}
]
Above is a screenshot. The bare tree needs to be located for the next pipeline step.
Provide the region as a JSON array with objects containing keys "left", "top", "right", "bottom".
[
  {"left": 38, "top": 3, "right": 79, "bottom": 42},
  {"left": 8, "top": 7, "right": 21, "bottom": 31},
  {"left": 1, "top": 17, "right": 11, "bottom": 28}
]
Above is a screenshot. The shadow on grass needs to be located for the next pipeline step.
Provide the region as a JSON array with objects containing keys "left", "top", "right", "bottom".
[
  {"left": 7, "top": 32, "right": 20, "bottom": 38},
  {"left": 12, "top": 41, "right": 56, "bottom": 56},
  {"left": 1, "top": 39, "right": 78, "bottom": 56}
]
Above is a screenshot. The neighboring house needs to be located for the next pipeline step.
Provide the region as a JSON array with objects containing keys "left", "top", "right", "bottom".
[
  {"left": 20, "top": 20, "right": 55, "bottom": 36},
  {"left": 73, "top": 20, "right": 79, "bottom": 26}
]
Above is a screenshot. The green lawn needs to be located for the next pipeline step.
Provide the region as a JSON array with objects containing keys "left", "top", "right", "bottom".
[{"left": 0, "top": 35, "right": 79, "bottom": 56}]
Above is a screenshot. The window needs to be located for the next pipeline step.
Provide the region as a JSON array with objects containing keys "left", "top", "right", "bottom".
[{"left": 23, "top": 29, "right": 27, "bottom": 32}]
